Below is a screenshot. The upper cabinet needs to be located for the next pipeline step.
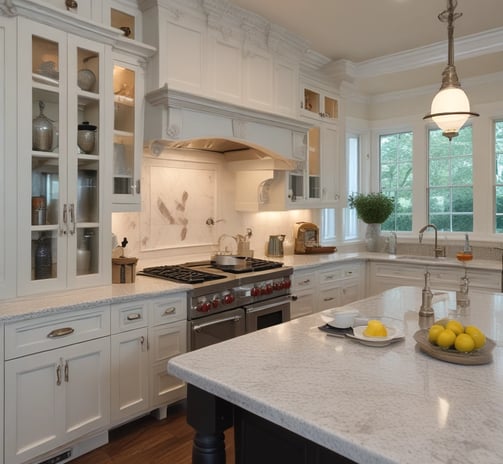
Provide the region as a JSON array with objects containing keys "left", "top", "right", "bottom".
[
  {"left": 300, "top": 82, "right": 339, "bottom": 122},
  {"left": 142, "top": 0, "right": 305, "bottom": 119},
  {"left": 17, "top": 19, "right": 110, "bottom": 295},
  {"left": 1, "top": 1, "right": 154, "bottom": 297}
]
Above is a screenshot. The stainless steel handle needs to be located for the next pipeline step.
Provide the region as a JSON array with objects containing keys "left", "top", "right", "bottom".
[
  {"left": 64, "top": 360, "right": 69, "bottom": 382},
  {"left": 61, "top": 203, "right": 68, "bottom": 235},
  {"left": 69, "top": 203, "right": 76, "bottom": 235},
  {"left": 56, "top": 362, "right": 62, "bottom": 386},
  {"left": 300, "top": 279, "right": 311, "bottom": 285},
  {"left": 323, "top": 297, "right": 335, "bottom": 302},
  {"left": 245, "top": 297, "right": 290, "bottom": 314},
  {"left": 140, "top": 335, "right": 147, "bottom": 351},
  {"left": 127, "top": 313, "right": 142, "bottom": 321},
  {"left": 47, "top": 327, "right": 75, "bottom": 338},
  {"left": 163, "top": 306, "right": 176, "bottom": 316},
  {"left": 194, "top": 315, "right": 242, "bottom": 331}
]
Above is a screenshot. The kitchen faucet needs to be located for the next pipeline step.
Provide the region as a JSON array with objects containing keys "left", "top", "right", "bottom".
[{"left": 418, "top": 224, "right": 446, "bottom": 258}]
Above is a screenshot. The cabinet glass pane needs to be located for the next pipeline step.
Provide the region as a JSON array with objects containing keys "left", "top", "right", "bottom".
[
  {"left": 77, "top": 164, "right": 98, "bottom": 223},
  {"left": 113, "top": 65, "right": 135, "bottom": 195},
  {"left": 324, "top": 96, "right": 338, "bottom": 119},
  {"left": 31, "top": 230, "right": 57, "bottom": 280},
  {"left": 308, "top": 127, "right": 321, "bottom": 199},
  {"left": 304, "top": 89, "right": 320, "bottom": 114},
  {"left": 32, "top": 157, "right": 59, "bottom": 226},
  {"left": 32, "top": 36, "right": 59, "bottom": 87},
  {"left": 111, "top": 9, "right": 135, "bottom": 39},
  {"left": 76, "top": 227, "right": 99, "bottom": 276}
]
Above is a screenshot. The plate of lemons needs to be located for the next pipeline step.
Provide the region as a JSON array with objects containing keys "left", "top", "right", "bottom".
[
  {"left": 346, "top": 320, "right": 405, "bottom": 347},
  {"left": 414, "top": 318, "right": 496, "bottom": 365}
]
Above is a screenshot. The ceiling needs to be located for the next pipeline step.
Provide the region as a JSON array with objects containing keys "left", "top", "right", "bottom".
[{"left": 229, "top": 0, "right": 503, "bottom": 95}]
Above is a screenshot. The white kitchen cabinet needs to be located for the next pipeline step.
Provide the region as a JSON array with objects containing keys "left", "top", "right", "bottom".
[
  {"left": 149, "top": 295, "right": 187, "bottom": 416},
  {"left": 368, "top": 261, "right": 501, "bottom": 296},
  {"left": 111, "top": 51, "right": 146, "bottom": 211},
  {"left": 0, "top": 17, "right": 16, "bottom": 301},
  {"left": 291, "top": 269, "right": 318, "bottom": 318},
  {"left": 318, "top": 263, "right": 363, "bottom": 311},
  {"left": 17, "top": 18, "right": 111, "bottom": 295},
  {"left": 4, "top": 307, "right": 110, "bottom": 464},
  {"left": 110, "top": 300, "right": 150, "bottom": 425},
  {"left": 300, "top": 82, "right": 339, "bottom": 122}
]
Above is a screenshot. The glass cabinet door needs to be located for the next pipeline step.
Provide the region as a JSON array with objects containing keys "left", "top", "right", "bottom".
[
  {"left": 112, "top": 59, "right": 141, "bottom": 209},
  {"left": 19, "top": 18, "right": 106, "bottom": 294}
]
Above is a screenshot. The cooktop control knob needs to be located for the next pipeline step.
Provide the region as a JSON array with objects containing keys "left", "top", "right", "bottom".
[
  {"left": 211, "top": 297, "right": 220, "bottom": 308},
  {"left": 251, "top": 286, "right": 261, "bottom": 297},
  {"left": 223, "top": 293, "right": 234, "bottom": 305}
]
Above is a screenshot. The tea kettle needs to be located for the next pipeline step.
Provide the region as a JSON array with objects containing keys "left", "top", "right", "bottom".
[{"left": 267, "top": 234, "right": 285, "bottom": 257}]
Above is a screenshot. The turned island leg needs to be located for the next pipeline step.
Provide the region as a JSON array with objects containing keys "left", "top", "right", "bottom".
[{"left": 186, "top": 384, "right": 234, "bottom": 464}]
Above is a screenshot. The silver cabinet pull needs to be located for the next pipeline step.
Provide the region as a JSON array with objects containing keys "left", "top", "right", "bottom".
[
  {"left": 140, "top": 335, "right": 148, "bottom": 351},
  {"left": 126, "top": 313, "right": 142, "bottom": 321},
  {"left": 56, "top": 362, "right": 62, "bottom": 386},
  {"left": 69, "top": 203, "right": 76, "bottom": 235},
  {"left": 61, "top": 203, "right": 68, "bottom": 235},
  {"left": 64, "top": 360, "right": 69, "bottom": 382},
  {"left": 47, "top": 327, "right": 75, "bottom": 338},
  {"left": 323, "top": 297, "right": 335, "bottom": 302},
  {"left": 163, "top": 306, "right": 176, "bottom": 315}
]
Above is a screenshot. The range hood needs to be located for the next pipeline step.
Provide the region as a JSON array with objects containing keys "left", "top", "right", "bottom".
[
  {"left": 147, "top": 136, "right": 298, "bottom": 171},
  {"left": 144, "top": 86, "right": 310, "bottom": 171}
]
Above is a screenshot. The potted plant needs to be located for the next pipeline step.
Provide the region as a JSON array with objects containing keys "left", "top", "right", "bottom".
[{"left": 348, "top": 192, "right": 394, "bottom": 251}]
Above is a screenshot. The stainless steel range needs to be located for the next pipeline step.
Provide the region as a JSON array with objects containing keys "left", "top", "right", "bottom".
[{"left": 138, "top": 258, "right": 292, "bottom": 350}]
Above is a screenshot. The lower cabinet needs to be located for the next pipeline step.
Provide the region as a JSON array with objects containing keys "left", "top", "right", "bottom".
[
  {"left": 4, "top": 337, "right": 110, "bottom": 464},
  {"left": 368, "top": 261, "right": 501, "bottom": 296},
  {"left": 291, "top": 262, "right": 364, "bottom": 318},
  {"left": 110, "top": 294, "right": 187, "bottom": 425}
]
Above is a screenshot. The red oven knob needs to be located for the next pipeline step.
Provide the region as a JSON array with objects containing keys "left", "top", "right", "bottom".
[
  {"left": 223, "top": 293, "right": 234, "bottom": 305},
  {"left": 211, "top": 298, "right": 220, "bottom": 308},
  {"left": 284, "top": 278, "right": 291, "bottom": 289},
  {"left": 273, "top": 281, "right": 281, "bottom": 291},
  {"left": 251, "top": 286, "right": 261, "bottom": 297},
  {"left": 265, "top": 284, "right": 273, "bottom": 294},
  {"left": 199, "top": 301, "right": 211, "bottom": 312}
]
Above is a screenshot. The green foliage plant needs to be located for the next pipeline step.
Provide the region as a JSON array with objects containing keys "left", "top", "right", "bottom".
[{"left": 348, "top": 192, "right": 394, "bottom": 224}]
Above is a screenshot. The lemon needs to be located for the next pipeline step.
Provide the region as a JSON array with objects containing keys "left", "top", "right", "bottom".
[
  {"left": 428, "top": 324, "right": 445, "bottom": 344},
  {"left": 363, "top": 320, "right": 387, "bottom": 337},
  {"left": 454, "top": 333, "right": 475, "bottom": 353},
  {"left": 446, "top": 319, "right": 464, "bottom": 336},
  {"left": 436, "top": 328, "right": 456, "bottom": 349},
  {"left": 465, "top": 325, "right": 486, "bottom": 349}
]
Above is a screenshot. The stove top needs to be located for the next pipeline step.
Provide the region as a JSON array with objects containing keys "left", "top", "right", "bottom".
[
  {"left": 137, "top": 258, "right": 284, "bottom": 284},
  {"left": 138, "top": 265, "right": 226, "bottom": 284}
]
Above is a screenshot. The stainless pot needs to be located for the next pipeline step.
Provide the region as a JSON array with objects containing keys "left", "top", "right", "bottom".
[{"left": 267, "top": 234, "right": 285, "bottom": 257}]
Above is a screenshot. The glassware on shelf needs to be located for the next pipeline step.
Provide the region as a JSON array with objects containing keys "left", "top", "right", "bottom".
[{"left": 32, "top": 101, "right": 54, "bottom": 151}]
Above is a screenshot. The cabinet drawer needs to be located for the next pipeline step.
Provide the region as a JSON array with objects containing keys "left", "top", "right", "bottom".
[
  {"left": 5, "top": 305, "right": 110, "bottom": 360},
  {"left": 292, "top": 271, "right": 316, "bottom": 290},
  {"left": 151, "top": 295, "right": 187, "bottom": 326},
  {"left": 319, "top": 266, "right": 359, "bottom": 285},
  {"left": 111, "top": 300, "right": 149, "bottom": 334}
]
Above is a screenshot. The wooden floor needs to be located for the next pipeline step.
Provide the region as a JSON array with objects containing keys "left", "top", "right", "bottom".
[{"left": 71, "top": 401, "right": 235, "bottom": 464}]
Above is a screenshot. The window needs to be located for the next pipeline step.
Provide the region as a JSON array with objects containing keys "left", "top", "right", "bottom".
[
  {"left": 495, "top": 121, "right": 503, "bottom": 232},
  {"left": 345, "top": 134, "right": 360, "bottom": 239},
  {"left": 379, "top": 132, "right": 413, "bottom": 231},
  {"left": 428, "top": 126, "right": 473, "bottom": 231}
]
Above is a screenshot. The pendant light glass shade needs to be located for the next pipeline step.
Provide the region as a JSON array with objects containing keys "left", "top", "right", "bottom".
[{"left": 430, "top": 86, "right": 471, "bottom": 139}]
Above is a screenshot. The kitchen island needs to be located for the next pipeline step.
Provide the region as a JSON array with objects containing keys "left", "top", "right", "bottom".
[{"left": 168, "top": 286, "right": 503, "bottom": 464}]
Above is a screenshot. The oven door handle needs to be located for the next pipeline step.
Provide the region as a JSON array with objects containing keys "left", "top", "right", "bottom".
[
  {"left": 193, "top": 315, "right": 243, "bottom": 331},
  {"left": 245, "top": 297, "right": 290, "bottom": 314}
]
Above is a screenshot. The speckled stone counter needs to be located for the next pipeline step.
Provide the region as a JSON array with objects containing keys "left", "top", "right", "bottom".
[
  {"left": 0, "top": 276, "right": 191, "bottom": 321},
  {"left": 168, "top": 286, "right": 503, "bottom": 464}
]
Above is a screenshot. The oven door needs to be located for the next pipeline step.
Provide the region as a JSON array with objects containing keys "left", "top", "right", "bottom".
[
  {"left": 245, "top": 295, "right": 291, "bottom": 333},
  {"left": 189, "top": 308, "right": 246, "bottom": 351}
]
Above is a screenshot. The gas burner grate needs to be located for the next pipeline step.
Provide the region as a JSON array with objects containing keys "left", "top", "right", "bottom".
[{"left": 139, "top": 265, "right": 226, "bottom": 284}]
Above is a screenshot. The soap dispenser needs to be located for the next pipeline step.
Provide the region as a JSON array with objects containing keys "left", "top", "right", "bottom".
[{"left": 419, "top": 270, "right": 434, "bottom": 317}]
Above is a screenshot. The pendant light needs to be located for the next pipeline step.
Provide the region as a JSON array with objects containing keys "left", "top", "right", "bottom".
[{"left": 423, "top": 0, "right": 479, "bottom": 140}]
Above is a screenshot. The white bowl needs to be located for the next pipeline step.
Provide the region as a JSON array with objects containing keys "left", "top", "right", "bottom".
[{"left": 328, "top": 308, "right": 360, "bottom": 328}]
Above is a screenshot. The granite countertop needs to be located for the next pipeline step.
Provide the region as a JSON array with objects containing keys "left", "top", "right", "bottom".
[
  {"left": 168, "top": 286, "right": 503, "bottom": 464},
  {"left": 0, "top": 251, "right": 500, "bottom": 323}
]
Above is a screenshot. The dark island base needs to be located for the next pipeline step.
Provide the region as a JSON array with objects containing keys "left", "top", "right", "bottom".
[{"left": 187, "top": 384, "right": 356, "bottom": 464}]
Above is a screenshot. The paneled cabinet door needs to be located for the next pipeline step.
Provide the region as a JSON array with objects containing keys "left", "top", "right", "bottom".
[
  {"left": 17, "top": 18, "right": 109, "bottom": 296},
  {"left": 149, "top": 320, "right": 187, "bottom": 408},
  {"left": 4, "top": 337, "right": 110, "bottom": 464},
  {"left": 320, "top": 126, "right": 341, "bottom": 206},
  {"left": 110, "top": 327, "right": 150, "bottom": 424}
]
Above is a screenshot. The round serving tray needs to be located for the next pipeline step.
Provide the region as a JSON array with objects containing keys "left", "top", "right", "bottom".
[{"left": 414, "top": 329, "right": 496, "bottom": 365}]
